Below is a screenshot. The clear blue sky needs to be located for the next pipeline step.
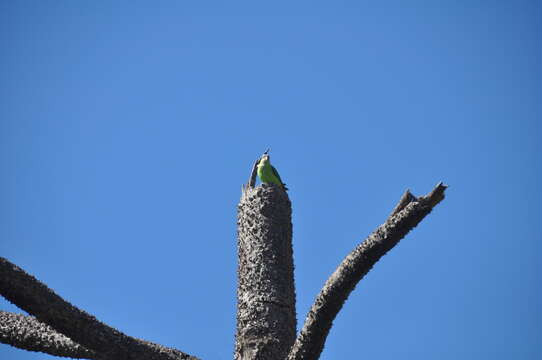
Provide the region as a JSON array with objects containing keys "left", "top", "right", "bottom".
[{"left": 1, "top": 1, "right": 540, "bottom": 359}]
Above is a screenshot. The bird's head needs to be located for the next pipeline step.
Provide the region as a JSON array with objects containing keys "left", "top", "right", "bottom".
[
  {"left": 259, "top": 148, "right": 271, "bottom": 164},
  {"left": 260, "top": 154, "right": 270, "bottom": 164}
]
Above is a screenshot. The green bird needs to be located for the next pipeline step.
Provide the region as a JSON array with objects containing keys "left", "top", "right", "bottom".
[{"left": 257, "top": 150, "right": 288, "bottom": 191}]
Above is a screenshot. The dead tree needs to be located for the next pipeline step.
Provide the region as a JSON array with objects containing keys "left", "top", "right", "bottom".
[{"left": 0, "top": 157, "right": 447, "bottom": 360}]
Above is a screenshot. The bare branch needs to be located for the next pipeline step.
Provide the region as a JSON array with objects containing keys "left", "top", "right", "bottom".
[
  {"left": 288, "top": 182, "right": 448, "bottom": 360},
  {"left": 0, "top": 311, "right": 96, "bottom": 359},
  {"left": 235, "top": 184, "right": 296, "bottom": 360},
  {"left": 0, "top": 257, "right": 199, "bottom": 360},
  {"left": 419, "top": 181, "right": 447, "bottom": 208},
  {"left": 241, "top": 157, "right": 261, "bottom": 200},
  {"left": 247, "top": 158, "right": 260, "bottom": 189},
  {"left": 389, "top": 189, "right": 417, "bottom": 217}
]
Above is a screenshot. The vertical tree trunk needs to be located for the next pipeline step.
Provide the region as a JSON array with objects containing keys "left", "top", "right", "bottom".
[{"left": 235, "top": 184, "right": 296, "bottom": 360}]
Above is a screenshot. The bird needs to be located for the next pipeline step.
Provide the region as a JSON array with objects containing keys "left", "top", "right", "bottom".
[{"left": 257, "top": 149, "right": 288, "bottom": 191}]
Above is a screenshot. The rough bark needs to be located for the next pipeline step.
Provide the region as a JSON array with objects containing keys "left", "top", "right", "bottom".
[
  {"left": 246, "top": 159, "right": 260, "bottom": 189},
  {"left": 235, "top": 183, "right": 296, "bottom": 360},
  {"left": 0, "top": 311, "right": 96, "bottom": 359},
  {"left": 0, "top": 257, "right": 199, "bottom": 360},
  {"left": 1, "top": 159, "right": 446, "bottom": 360},
  {"left": 287, "top": 182, "right": 447, "bottom": 360},
  {"left": 389, "top": 189, "right": 418, "bottom": 217}
]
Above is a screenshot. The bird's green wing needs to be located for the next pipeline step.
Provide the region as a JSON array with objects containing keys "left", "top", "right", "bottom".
[
  {"left": 271, "top": 165, "right": 288, "bottom": 190},
  {"left": 271, "top": 165, "right": 283, "bottom": 184}
]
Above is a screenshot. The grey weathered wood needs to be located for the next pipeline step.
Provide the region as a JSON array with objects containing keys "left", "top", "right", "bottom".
[
  {"left": 287, "top": 182, "right": 448, "bottom": 360},
  {"left": 235, "top": 183, "right": 296, "bottom": 360},
  {"left": 0, "top": 311, "right": 96, "bottom": 359},
  {"left": 248, "top": 159, "right": 261, "bottom": 189},
  {"left": 389, "top": 189, "right": 417, "bottom": 217},
  {"left": 0, "top": 258, "right": 199, "bottom": 360},
  {"left": 0, "top": 153, "right": 447, "bottom": 360}
]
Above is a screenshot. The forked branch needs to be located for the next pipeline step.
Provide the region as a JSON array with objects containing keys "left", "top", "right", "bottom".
[
  {"left": 0, "top": 258, "right": 199, "bottom": 360},
  {"left": 287, "top": 182, "right": 448, "bottom": 360}
]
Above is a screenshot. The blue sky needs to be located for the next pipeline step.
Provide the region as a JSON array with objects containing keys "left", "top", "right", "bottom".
[{"left": 1, "top": 1, "right": 540, "bottom": 359}]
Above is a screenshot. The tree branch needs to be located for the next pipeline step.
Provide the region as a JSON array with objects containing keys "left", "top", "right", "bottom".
[
  {"left": 287, "top": 182, "right": 448, "bottom": 360},
  {"left": 0, "top": 257, "right": 199, "bottom": 360},
  {"left": 389, "top": 188, "right": 417, "bottom": 217},
  {"left": 241, "top": 158, "right": 260, "bottom": 196},
  {"left": 0, "top": 311, "right": 96, "bottom": 359},
  {"left": 235, "top": 184, "right": 296, "bottom": 360}
]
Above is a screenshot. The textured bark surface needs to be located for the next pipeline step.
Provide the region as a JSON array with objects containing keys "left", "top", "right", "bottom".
[
  {"left": 0, "top": 311, "right": 96, "bottom": 359},
  {"left": 1, "top": 166, "right": 446, "bottom": 360},
  {"left": 235, "top": 183, "right": 296, "bottom": 360},
  {"left": 0, "top": 257, "right": 199, "bottom": 360},
  {"left": 287, "top": 182, "right": 447, "bottom": 360}
]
